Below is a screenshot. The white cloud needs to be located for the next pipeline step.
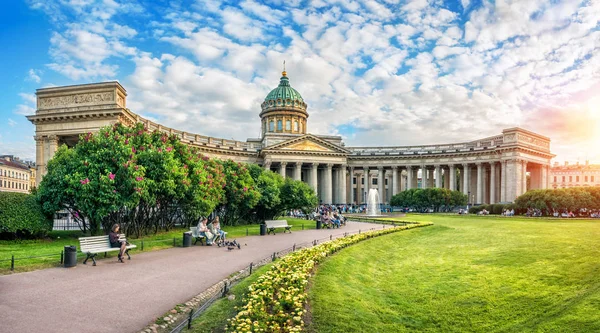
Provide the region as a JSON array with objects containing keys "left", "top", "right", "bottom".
[
  {"left": 8, "top": 119, "right": 17, "bottom": 127},
  {"left": 27, "top": 69, "right": 42, "bottom": 83}
]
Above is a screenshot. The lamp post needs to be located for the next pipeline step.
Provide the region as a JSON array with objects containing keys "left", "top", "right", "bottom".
[{"left": 467, "top": 191, "right": 471, "bottom": 209}]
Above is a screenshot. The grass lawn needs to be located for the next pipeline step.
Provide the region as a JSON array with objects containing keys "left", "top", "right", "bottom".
[
  {"left": 308, "top": 214, "right": 600, "bottom": 333},
  {"left": 0, "top": 217, "right": 313, "bottom": 274},
  {"left": 188, "top": 263, "right": 274, "bottom": 333}
]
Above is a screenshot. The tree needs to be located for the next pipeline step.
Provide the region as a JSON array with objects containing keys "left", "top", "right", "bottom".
[
  {"left": 279, "top": 178, "right": 318, "bottom": 216},
  {"left": 216, "top": 160, "right": 261, "bottom": 226}
]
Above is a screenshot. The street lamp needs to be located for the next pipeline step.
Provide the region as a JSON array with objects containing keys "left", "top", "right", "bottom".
[{"left": 467, "top": 191, "right": 471, "bottom": 208}]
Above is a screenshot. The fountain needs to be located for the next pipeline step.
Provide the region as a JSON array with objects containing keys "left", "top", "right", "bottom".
[{"left": 365, "top": 188, "right": 382, "bottom": 217}]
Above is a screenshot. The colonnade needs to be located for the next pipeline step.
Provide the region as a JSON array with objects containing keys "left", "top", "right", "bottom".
[{"left": 265, "top": 159, "right": 550, "bottom": 205}]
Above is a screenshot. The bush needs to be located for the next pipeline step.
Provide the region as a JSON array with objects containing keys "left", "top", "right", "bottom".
[{"left": 0, "top": 192, "right": 52, "bottom": 240}]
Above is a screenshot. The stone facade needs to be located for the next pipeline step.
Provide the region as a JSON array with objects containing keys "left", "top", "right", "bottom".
[
  {"left": 550, "top": 161, "right": 600, "bottom": 188},
  {"left": 28, "top": 80, "right": 555, "bottom": 204}
]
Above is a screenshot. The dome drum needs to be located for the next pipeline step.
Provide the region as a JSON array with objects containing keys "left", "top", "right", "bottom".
[{"left": 260, "top": 71, "right": 308, "bottom": 135}]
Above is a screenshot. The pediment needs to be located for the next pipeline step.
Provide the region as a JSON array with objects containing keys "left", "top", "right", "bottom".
[{"left": 263, "top": 134, "right": 350, "bottom": 154}]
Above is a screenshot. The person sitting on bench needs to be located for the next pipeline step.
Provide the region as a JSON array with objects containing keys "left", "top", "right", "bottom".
[
  {"left": 211, "top": 217, "right": 226, "bottom": 242},
  {"left": 197, "top": 218, "right": 215, "bottom": 246},
  {"left": 331, "top": 212, "right": 341, "bottom": 228},
  {"left": 109, "top": 223, "right": 127, "bottom": 263}
]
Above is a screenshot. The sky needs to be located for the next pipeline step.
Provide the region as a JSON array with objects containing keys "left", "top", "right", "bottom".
[{"left": 1, "top": 0, "right": 599, "bottom": 164}]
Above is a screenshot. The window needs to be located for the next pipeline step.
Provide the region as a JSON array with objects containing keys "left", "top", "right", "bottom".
[
  {"left": 554, "top": 176, "right": 557, "bottom": 182},
  {"left": 277, "top": 120, "right": 283, "bottom": 131},
  {"left": 285, "top": 120, "right": 291, "bottom": 130},
  {"left": 372, "top": 178, "right": 378, "bottom": 185},
  {"left": 385, "top": 179, "right": 388, "bottom": 185},
  {"left": 562, "top": 176, "right": 565, "bottom": 182},
  {"left": 269, "top": 121, "right": 274, "bottom": 132},
  {"left": 576, "top": 176, "right": 580, "bottom": 182},
  {"left": 353, "top": 177, "right": 356, "bottom": 185},
  {"left": 361, "top": 178, "right": 364, "bottom": 185},
  {"left": 294, "top": 121, "right": 298, "bottom": 131},
  {"left": 585, "top": 176, "right": 588, "bottom": 182},
  {"left": 569, "top": 176, "right": 572, "bottom": 182},
  {"left": 592, "top": 176, "right": 595, "bottom": 182}
]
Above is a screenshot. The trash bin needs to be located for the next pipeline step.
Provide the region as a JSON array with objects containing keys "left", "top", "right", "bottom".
[
  {"left": 316, "top": 220, "right": 322, "bottom": 230},
  {"left": 64, "top": 245, "right": 77, "bottom": 268},
  {"left": 183, "top": 232, "right": 193, "bottom": 247},
  {"left": 260, "top": 224, "right": 266, "bottom": 236}
]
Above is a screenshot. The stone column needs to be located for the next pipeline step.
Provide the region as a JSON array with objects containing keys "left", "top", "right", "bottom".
[
  {"left": 377, "top": 166, "right": 384, "bottom": 202},
  {"left": 449, "top": 165, "right": 456, "bottom": 191},
  {"left": 501, "top": 160, "right": 507, "bottom": 202},
  {"left": 542, "top": 165, "right": 548, "bottom": 189},
  {"left": 293, "top": 162, "right": 302, "bottom": 181},
  {"left": 34, "top": 136, "right": 44, "bottom": 185},
  {"left": 263, "top": 161, "right": 271, "bottom": 171},
  {"left": 323, "top": 164, "right": 333, "bottom": 204},
  {"left": 490, "top": 162, "right": 496, "bottom": 204},
  {"left": 311, "top": 163, "right": 318, "bottom": 197},
  {"left": 340, "top": 165, "right": 347, "bottom": 205},
  {"left": 462, "top": 163, "right": 470, "bottom": 196},
  {"left": 435, "top": 165, "right": 442, "bottom": 188},
  {"left": 392, "top": 166, "right": 398, "bottom": 196},
  {"left": 349, "top": 167, "right": 355, "bottom": 204},
  {"left": 407, "top": 167, "right": 413, "bottom": 190},
  {"left": 363, "top": 166, "right": 370, "bottom": 203},
  {"left": 443, "top": 168, "right": 450, "bottom": 189},
  {"left": 400, "top": 168, "right": 406, "bottom": 192},
  {"left": 522, "top": 160, "right": 528, "bottom": 194},
  {"left": 476, "top": 162, "right": 483, "bottom": 204},
  {"left": 421, "top": 165, "right": 427, "bottom": 189},
  {"left": 279, "top": 162, "right": 287, "bottom": 178}
]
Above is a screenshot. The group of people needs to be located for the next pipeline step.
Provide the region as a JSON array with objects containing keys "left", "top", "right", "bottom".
[
  {"left": 525, "top": 208, "right": 543, "bottom": 217},
  {"left": 502, "top": 209, "right": 516, "bottom": 216},
  {"left": 197, "top": 216, "right": 226, "bottom": 245}
]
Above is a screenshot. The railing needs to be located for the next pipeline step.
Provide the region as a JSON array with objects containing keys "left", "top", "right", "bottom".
[
  {"left": 134, "top": 114, "right": 261, "bottom": 152},
  {"left": 348, "top": 135, "right": 505, "bottom": 155}
]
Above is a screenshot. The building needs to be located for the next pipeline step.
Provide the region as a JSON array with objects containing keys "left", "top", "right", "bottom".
[
  {"left": 0, "top": 155, "right": 33, "bottom": 194},
  {"left": 550, "top": 161, "right": 600, "bottom": 188},
  {"left": 26, "top": 72, "right": 555, "bottom": 204}
]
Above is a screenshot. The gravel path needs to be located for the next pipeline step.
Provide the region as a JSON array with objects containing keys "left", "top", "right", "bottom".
[{"left": 0, "top": 221, "right": 384, "bottom": 333}]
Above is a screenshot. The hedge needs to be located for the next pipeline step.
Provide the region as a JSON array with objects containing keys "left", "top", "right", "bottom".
[
  {"left": 0, "top": 192, "right": 52, "bottom": 239},
  {"left": 468, "top": 203, "right": 515, "bottom": 215},
  {"left": 225, "top": 222, "right": 432, "bottom": 332}
]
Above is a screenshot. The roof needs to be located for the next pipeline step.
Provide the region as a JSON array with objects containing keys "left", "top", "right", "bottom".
[{"left": 0, "top": 159, "right": 31, "bottom": 171}]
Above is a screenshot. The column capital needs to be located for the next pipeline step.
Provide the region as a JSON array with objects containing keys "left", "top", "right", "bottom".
[
  {"left": 392, "top": 165, "right": 398, "bottom": 170},
  {"left": 434, "top": 164, "right": 441, "bottom": 168},
  {"left": 449, "top": 164, "right": 456, "bottom": 169},
  {"left": 311, "top": 162, "right": 319, "bottom": 168},
  {"left": 339, "top": 163, "right": 347, "bottom": 168},
  {"left": 475, "top": 162, "right": 483, "bottom": 166},
  {"left": 280, "top": 161, "right": 288, "bottom": 166},
  {"left": 462, "top": 163, "right": 469, "bottom": 167},
  {"left": 377, "top": 166, "right": 384, "bottom": 171},
  {"left": 326, "top": 163, "right": 333, "bottom": 169},
  {"left": 294, "top": 161, "right": 302, "bottom": 166}
]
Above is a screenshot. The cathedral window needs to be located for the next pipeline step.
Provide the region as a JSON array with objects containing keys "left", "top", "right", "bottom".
[
  {"left": 294, "top": 121, "right": 298, "bottom": 131},
  {"left": 286, "top": 120, "right": 291, "bottom": 131},
  {"left": 277, "top": 120, "right": 283, "bottom": 131},
  {"left": 269, "top": 121, "right": 275, "bottom": 132}
]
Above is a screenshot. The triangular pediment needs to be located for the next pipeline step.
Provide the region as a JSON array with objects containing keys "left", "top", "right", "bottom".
[{"left": 263, "top": 134, "right": 350, "bottom": 154}]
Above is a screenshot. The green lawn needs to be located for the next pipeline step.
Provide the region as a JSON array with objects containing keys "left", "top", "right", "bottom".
[
  {"left": 188, "top": 263, "right": 274, "bottom": 332},
  {"left": 0, "top": 217, "right": 314, "bottom": 274},
  {"left": 307, "top": 214, "right": 600, "bottom": 333}
]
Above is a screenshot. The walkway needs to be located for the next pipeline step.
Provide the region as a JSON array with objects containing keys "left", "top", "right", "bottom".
[{"left": 0, "top": 221, "right": 384, "bottom": 333}]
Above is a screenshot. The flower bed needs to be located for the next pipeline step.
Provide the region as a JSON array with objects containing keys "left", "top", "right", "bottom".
[{"left": 225, "top": 222, "right": 432, "bottom": 332}]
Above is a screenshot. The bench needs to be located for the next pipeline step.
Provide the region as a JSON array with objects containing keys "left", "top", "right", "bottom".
[
  {"left": 79, "top": 234, "right": 137, "bottom": 266},
  {"left": 190, "top": 227, "right": 228, "bottom": 245},
  {"left": 265, "top": 220, "right": 291, "bottom": 235}
]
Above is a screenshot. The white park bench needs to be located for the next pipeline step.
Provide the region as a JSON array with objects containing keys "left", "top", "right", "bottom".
[
  {"left": 190, "top": 227, "right": 227, "bottom": 245},
  {"left": 265, "top": 220, "right": 292, "bottom": 235},
  {"left": 79, "top": 234, "right": 137, "bottom": 266}
]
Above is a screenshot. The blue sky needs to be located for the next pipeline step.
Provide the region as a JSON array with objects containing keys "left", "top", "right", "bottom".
[{"left": 1, "top": 0, "right": 600, "bottom": 163}]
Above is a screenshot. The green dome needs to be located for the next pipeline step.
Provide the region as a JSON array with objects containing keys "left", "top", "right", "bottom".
[{"left": 264, "top": 75, "right": 304, "bottom": 104}]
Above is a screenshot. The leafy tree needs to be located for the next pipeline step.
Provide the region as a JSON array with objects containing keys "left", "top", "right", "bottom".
[
  {"left": 250, "top": 169, "right": 284, "bottom": 221},
  {"left": 279, "top": 178, "right": 319, "bottom": 216},
  {"left": 0, "top": 192, "right": 52, "bottom": 240},
  {"left": 215, "top": 160, "right": 260, "bottom": 226}
]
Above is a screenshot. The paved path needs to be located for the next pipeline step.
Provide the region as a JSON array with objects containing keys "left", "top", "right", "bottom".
[{"left": 0, "top": 221, "right": 384, "bottom": 333}]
